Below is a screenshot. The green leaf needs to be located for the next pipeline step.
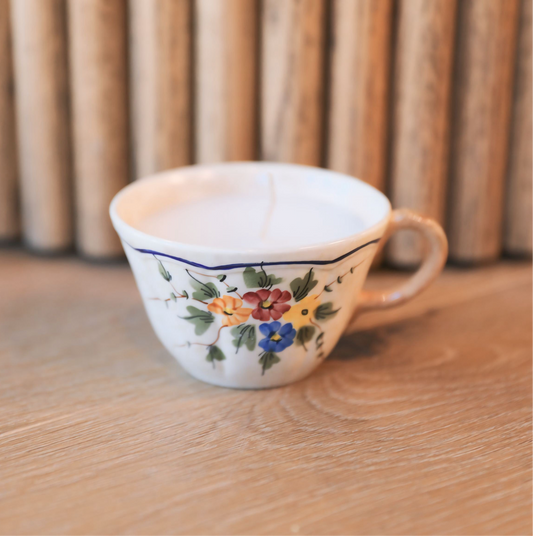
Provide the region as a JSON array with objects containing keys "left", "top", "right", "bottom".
[
  {"left": 187, "top": 271, "right": 220, "bottom": 301},
  {"left": 170, "top": 292, "right": 177, "bottom": 302},
  {"left": 231, "top": 324, "right": 256, "bottom": 352},
  {"left": 314, "top": 302, "right": 340, "bottom": 321},
  {"left": 217, "top": 274, "right": 227, "bottom": 282},
  {"left": 226, "top": 286, "right": 238, "bottom": 293},
  {"left": 206, "top": 345, "right": 226, "bottom": 367},
  {"left": 191, "top": 280, "right": 220, "bottom": 301},
  {"left": 243, "top": 266, "right": 283, "bottom": 289},
  {"left": 337, "top": 276, "right": 343, "bottom": 284},
  {"left": 156, "top": 258, "right": 172, "bottom": 281},
  {"left": 290, "top": 268, "right": 318, "bottom": 302},
  {"left": 323, "top": 284, "right": 333, "bottom": 293},
  {"left": 180, "top": 306, "right": 214, "bottom": 335},
  {"left": 295, "top": 326, "right": 315, "bottom": 349},
  {"left": 316, "top": 332, "right": 325, "bottom": 350},
  {"left": 182, "top": 290, "right": 189, "bottom": 299},
  {"left": 259, "top": 351, "right": 280, "bottom": 375},
  {"left": 243, "top": 267, "right": 260, "bottom": 287}
]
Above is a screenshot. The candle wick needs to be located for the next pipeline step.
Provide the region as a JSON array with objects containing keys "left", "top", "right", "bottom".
[{"left": 261, "top": 172, "right": 276, "bottom": 242}]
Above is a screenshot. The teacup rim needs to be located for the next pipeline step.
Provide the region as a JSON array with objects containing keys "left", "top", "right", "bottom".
[{"left": 109, "top": 161, "right": 392, "bottom": 264}]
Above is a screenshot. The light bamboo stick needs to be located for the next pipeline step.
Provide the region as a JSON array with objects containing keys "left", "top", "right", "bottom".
[
  {"left": 68, "top": 0, "right": 129, "bottom": 258},
  {"left": 261, "top": 0, "right": 326, "bottom": 165},
  {"left": 10, "top": 0, "right": 72, "bottom": 252},
  {"left": 0, "top": 0, "right": 18, "bottom": 242},
  {"left": 327, "top": 0, "right": 392, "bottom": 191},
  {"left": 130, "top": 0, "right": 192, "bottom": 179},
  {"left": 448, "top": 0, "right": 520, "bottom": 263},
  {"left": 388, "top": 0, "right": 457, "bottom": 266},
  {"left": 505, "top": 0, "right": 532, "bottom": 256},
  {"left": 195, "top": 0, "right": 258, "bottom": 163}
]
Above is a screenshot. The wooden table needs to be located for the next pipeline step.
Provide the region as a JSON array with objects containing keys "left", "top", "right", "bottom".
[{"left": 1, "top": 250, "right": 531, "bottom": 535}]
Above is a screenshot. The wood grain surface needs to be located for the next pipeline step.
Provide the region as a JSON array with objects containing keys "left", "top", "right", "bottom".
[
  {"left": 0, "top": 250, "right": 530, "bottom": 535},
  {"left": 327, "top": 0, "right": 392, "bottom": 191},
  {"left": 0, "top": 0, "right": 18, "bottom": 242},
  {"left": 448, "top": 0, "right": 520, "bottom": 263},
  {"left": 10, "top": 0, "right": 72, "bottom": 252},
  {"left": 505, "top": 0, "right": 532, "bottom": 256},
  {"left": 261, "top": 0, "right": 326, "bottom": 165},
  {"left": 388, "top": 0, "right": 457, "bottom": 267},
  {"left": 68, "top": 0, "right": 130, "bottom": 259},
  {"left": 195, "top": 0, "right": 258, "bottom": 163},
  {"left": 130, "top": 0, "right": 192, "bottom": 178}
]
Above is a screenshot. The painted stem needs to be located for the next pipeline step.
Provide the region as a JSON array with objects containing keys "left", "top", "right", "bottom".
[
  {"left": 309, "top": 319, "right": 323, "bottom": 332},
  {"left": 149, "top": 293, "right": 207, "bottom": 306},
  {"left": 176, "top": 325, "right": 228, "bottom": 348},
  {"left": 319, "top": 259, "right": 364, "bottom": 297},
  {"left": 187, "top": 269, "right": 243, "bottom": 299}
]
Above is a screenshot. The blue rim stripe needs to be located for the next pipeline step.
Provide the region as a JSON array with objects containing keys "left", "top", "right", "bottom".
[{"left": 126, "top": 238, "right": 381, "bottom": 271}]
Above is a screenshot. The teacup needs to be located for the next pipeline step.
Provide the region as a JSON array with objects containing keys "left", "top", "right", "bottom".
[{"left": 110, "top": 162, "right": 447, "bottom": 389}]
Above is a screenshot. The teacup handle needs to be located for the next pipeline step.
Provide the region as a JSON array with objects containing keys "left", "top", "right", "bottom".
[{"left": 353, "top": 208, "right": 448, "bottom": 318}]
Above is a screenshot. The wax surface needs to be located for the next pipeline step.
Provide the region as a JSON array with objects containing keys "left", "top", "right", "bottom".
[{"left": 136, "top": 193, "right": 365, "bottom": 250}]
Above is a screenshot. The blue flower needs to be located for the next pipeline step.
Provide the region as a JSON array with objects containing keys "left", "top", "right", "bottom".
[{"left": 258, "top": 321, "right": 296, "bottom": 353}]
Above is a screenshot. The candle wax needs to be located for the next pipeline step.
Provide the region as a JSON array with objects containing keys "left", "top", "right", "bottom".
[{"left": 136, "top": 193, "right": 364, "bottom": 250}]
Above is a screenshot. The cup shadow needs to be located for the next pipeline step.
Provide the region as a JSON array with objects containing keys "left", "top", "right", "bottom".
[{"left": 330, "top": 321, "right": 410, "bottom": 361}]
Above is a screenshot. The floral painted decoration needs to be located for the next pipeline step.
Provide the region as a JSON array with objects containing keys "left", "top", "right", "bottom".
[
  {"left": 243, "top": 288, "right": 291, "bottom": 321},
  {"left": 258, "top": 321, "right": 296, "bottom": 352},
  {"left": 207, "top": 295, "right": 252, "bottom": 326},
  {"left": 282, "top": 294, "right": 321, "bottom": 329},
  {"left": 150, "top": 258, "right": 360, "bottom": 375}
]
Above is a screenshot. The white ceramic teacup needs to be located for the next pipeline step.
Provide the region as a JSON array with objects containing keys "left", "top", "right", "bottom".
[{"left": 110, "top": 162, "right": 447, "bottom": 389}]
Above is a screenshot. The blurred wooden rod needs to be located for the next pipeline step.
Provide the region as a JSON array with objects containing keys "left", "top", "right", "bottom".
[
  {"left": 130, "top": 0, "right": 192, "bottom": 179},
  {"left": 195, "top": 0, "right": 258, "bottom": 163},
  {"left": 68, "top": 0, "right": 129, "bottom": 258},
  {"left": 10, "top": 0, "right": 72, "bottom": 252},
  {"left": 261, "top": 0, "right": 326, "bottom": 165},
  {"left": 388, "top": 0, "right": 457, "bottom": 266},
  {"left": 0, "top": 0, "right": 18, "bottom": 242},
  {"left": 448, "top": 0, "right": 520, "bottom": 263},
  {"left": 328, "top": 0, "right": 392, "bottom": 191},
  {"left": 505, "top": 0, "right": 532, "bottom": 256}
]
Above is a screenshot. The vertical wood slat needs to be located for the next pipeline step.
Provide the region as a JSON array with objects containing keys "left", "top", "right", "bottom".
[
  {"left": 10, "top": 0, "right": 72, "bottom": 252},
  {"left": 195, "top": 0, "right": 258, "bottom": 163},
  {"left": 0, "top": 0, "right": 18, "bottom": 242},
  {"left": 68, "top": 0, "right": 129, "bottom": 258},
  {"left": 261, "top": 0, "right": 326, "bottom": 165},
  {"left": 388, "top": 0, "right": 457, "bottom": 266},
  {"left": 130, "top": 0, "right": 192, "bottom": 179},
  {"left": 448, "top": 0, "right": 520, "bottom": 263},
  {"left": 327, "top": 0, "right": 392, "bottom": 191},
  {"left": 505, "top": 0, "right": 532, "bottom": 256}
]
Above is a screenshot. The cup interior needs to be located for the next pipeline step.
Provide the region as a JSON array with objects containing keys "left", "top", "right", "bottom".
[{"left": 111, "top": 162, "right": 390, "bottom": 252}]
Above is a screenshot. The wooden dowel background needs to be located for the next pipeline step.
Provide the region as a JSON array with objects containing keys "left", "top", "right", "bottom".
[
  {"left": 448, "top": 0, "right": 520, "bottom": 263},
  {"left": 195, "top": 0, "right": 258, "bottom": 163},
  {"left": 261, "top": 0, "right": 326, "bottom": 165},
  {"left": 505, "top": 0, "right": 532, "bottom": 257},
  {"left": 388, "top": 0, "right": 457, "bottom": 267},
  {"left": 327, "top": 0, "right": 392, "bottom": 192},
  {"left": 68, "top": 0, "right": 129, "bottom": 259},
  {"left": 10, "top": 0, "right": 72, "bottom": 252},
  {"left": 1, "top": 0, "right": 530, "bottom": 265},
  {"left": 130, "top": 0, "right": 192, "bottom": 179},
  {"left": 0, "top": 0, "right": 18, "bottom": 242}
]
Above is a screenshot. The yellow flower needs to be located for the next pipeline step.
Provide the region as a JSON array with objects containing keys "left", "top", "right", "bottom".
[
  {"left": 282, "top": 294, "right": 320, "bottom": 330},
  {"left": 207, "top": 295, "right": 253, "bottom": 327}
]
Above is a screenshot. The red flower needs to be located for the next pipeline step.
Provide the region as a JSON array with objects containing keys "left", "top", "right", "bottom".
[{"left": 243, "top": 288, "right": 292, "bottom": 321}]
